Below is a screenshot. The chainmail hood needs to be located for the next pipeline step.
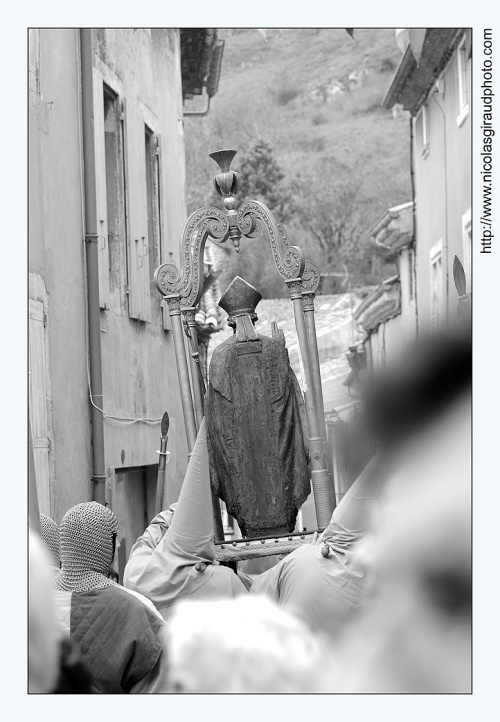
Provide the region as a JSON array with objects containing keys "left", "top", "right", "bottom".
[
  {"left": 40, "top": 514, "right": 61, "bottom": 570},
  {"left": 55, "top": 502, "right": 119, "bottom": 593}
]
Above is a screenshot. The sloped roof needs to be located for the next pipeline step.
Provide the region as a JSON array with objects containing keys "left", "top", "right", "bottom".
[
  {"left": 180, "top": 29, "right": 224, "bottom": 101},
  {"left": 208, "top": 293, "right": 364, "bottom": 413},
  {"left": 370, "top": 201, "right": 414, "bottom": 252},
  {"left": 354, "top": 276, "right": 401, "bottom": 333},
  {"left": 383, "top": 28, "right": 462, "bottom": 114}
]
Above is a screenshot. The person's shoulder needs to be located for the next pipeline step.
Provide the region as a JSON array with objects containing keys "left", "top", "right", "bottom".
[
  {"left": 100, "top": 585, "right": 166, "bottom": 629},
  {"left": 208, "top": 564, "right": 249, "bottom": 593},
  {"left": 119, "top": 585, "right": 164, "bottom": 619},
  {"left": 100, "top": 584, "right": 156, "bottom": 611},
  {"left": 282, "top": 543, "right": 319, "bottom": 566}
]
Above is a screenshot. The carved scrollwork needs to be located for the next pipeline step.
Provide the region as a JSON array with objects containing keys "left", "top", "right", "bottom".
[
  {"left": 154, "top": 263, "right": 182, "bottom": 297},
  {"left": 301, "top": 261, "right": 320, "bottom": 294},
  {"left": 237, "top": 201, "right": 305, "bottom": 281},
  {"left": 237, "top": 207, "right": 261, "bottom": 238},
  {"left": 154, "top": 206, "right": 229, "bottom": 308}
]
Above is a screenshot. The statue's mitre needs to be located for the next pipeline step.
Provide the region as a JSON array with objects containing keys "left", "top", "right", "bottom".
[{"left": 218, "top": 276, "right": 262, "bottom": 318}]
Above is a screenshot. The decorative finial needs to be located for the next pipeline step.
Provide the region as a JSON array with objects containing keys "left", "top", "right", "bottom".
[
  {"left": 209, "top": 149, "right": 243, "bottom": 252},
  {"left": 209, "top": 149, "right": 237, "bottom": 174}
]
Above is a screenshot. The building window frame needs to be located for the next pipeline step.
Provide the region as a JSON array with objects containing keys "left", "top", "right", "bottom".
[
  {"left": 456, "top": 34, "right": 470, "bottom": 127},
  {"left": 408, "top": 247, "right": 415, "bottom": 301},
  {"left": 416, "top": 104, "right": 430, "bottom": 158},
  {"left": 462, "top": 208, "right": 472, "bottom": 293},
  {"left": 429, "top": 239, "right": 444, "bottom": 331},
  {"left": 145, "top": 125, "right": 163, "bottom": 321}
]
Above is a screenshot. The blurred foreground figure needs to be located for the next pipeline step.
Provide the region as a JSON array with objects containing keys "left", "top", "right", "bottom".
[
  {"left": 336, "top": 333, "right": 471, "bottom": 693},
  {"left": 30, "top": 529, "right": 93, "bottom": 693},
  {"left": 54, "top": 502, "right": 169, "bottom": 693},
  {"left": 40, "top": 513, "right": 61, "bottom": 573},
  {"left": 29, "top": 532, "right": 60, "bottom": 693},
  {"left": 168, "top": 595, "right": 336, "bottom": 693},
  {"left": 124, "top": 419, "right": 247, "bottom": 620}
]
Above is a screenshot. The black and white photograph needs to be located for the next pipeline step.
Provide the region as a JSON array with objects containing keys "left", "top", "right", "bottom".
[{"left": 14, "top": 0, "right": 495, "bottom": 712}]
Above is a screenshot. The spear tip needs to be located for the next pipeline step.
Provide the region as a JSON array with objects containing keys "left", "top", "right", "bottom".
[{"left": 161, "top": 411, "right": 170, "bottom": 437}]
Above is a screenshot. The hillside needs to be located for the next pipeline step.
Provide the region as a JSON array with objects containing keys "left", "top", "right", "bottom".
[{"left": 184, "top": 28, "right": 412, "bottom": 298}]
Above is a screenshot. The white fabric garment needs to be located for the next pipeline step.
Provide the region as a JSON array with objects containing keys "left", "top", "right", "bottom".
[
  {"left": 124, "top": 419, "right": 247, "bottom": 619},
  {"left": 251, "top": 456, "right": 383, "bottom": 638}
]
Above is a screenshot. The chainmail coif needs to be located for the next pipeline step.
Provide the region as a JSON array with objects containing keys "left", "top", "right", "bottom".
[
  {"left": 55, "top": 502, "right": 119, "bottom": 593},
  {"left": 40, "top": 514, "right": 61, "bottom": 570}
]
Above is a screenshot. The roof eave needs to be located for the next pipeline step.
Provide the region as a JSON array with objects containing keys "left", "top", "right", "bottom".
[
  {"left": 354, "top": 277, "right": 401, "bottom": 333},
  {"left": 383, "top": 47, "right": 416, "bottom": 109}
]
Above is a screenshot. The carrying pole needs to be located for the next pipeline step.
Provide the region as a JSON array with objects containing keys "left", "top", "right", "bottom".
[
  {"left": 287, "top": 280, "right": 336, "bottom": 529},
  {"left": 183, "top": 308, "right": 225, "bottom": 542},
  {"left": 168, "top": 300, "right": 198, "bottom": 451},
  {"left": 167, "top": 300, "right": 225, "bottom": 541},
  {"left": 302, "top": 292, "right": 328, "bottom": 446},
  {"left": 155, "top": 411, "right": 170, "bottom": 514},
  {"left": 183, "top": 308, "right": 205, "bottom": 427}
]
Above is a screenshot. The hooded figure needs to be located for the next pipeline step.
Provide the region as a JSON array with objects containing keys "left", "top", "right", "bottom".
[
  {"left": 124, "top": 419, "right": 247, "bottom": 620},
  {"left": 54, "top": 502, "right": 169, "bottom": 694},
  {"left": 39, "top": 514, "right": 61, "bottom": 573}
]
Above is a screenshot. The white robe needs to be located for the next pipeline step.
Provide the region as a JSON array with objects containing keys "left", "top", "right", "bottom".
[
  {"left": 251, "top": 456, "right": 384, "bottom": 638},
  {"left": 124, "top": 419, "right": 247, "bottom": 620}
]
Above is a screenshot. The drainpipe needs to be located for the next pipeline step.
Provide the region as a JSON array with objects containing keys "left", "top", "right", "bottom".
[
  {"left": 431, "top": 90, "right": 450, "bottom": 325},
  {"left": 409, "top": 115, "right": 419, "bottom": 337},
  {"left": 80, "top": 28, "right": 106, "bottom": 505}
]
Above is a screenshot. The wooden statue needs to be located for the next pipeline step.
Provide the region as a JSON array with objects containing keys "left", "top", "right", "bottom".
[{"left": 206, "top": 276, "right": 311, "bottom": 538}]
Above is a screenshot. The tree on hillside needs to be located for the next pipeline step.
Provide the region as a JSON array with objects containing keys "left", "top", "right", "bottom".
[
  {"left": 215, "top": 139, "right": 297, "bottom": 298},
  {"left": 291, "top": 156, "right": 387, "bottom": 290},
  {"left": 293, "top": 157, "right": 371, "bottom": 266},
  {"left": 237, "top": 139, "right": 294, "bottom": 221}
]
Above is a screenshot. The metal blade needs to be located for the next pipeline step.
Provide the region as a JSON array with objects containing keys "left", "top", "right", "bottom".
[{"left": 161, "top": 411, "right": 170, "bottom": 439}]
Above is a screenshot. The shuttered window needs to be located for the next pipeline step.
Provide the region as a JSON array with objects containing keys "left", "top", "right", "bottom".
[
  {"left": 93, "top": 68, "right": 110, "bottom": 309},
  {"left": 462, "top": 209, "right": 471, "bottom": 293},
  {"left": 124, "top": 100, "right": 151, "bottom": 322},
  {"left": 456, "top": 34, "right": 469, "bottom": 126},
  {"left": 429, "top": 240, "right": 444, "bottom": 331},
  {"left": 29, "top": 299, "right": 51, "bottom": 516}
]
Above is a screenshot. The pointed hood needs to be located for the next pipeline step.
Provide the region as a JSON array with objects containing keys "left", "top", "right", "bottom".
[
  {"left": 320, "top": 454, "right": 384, "bottom": 546},
  {"left": 165, "top": 418, "right": 215, "bottom": 563},
  {"left": 124, "top": 419, "right": 225, "bottom": 613}
]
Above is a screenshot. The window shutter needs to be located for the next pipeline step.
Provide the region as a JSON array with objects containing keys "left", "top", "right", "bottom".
[
  {"left": 155, "top": 133, "right": 165, "bottom": 265},
  {"left": 429, "top": 240, "right": 444, "bottom": 332},
  {"left": 92, "top": 68, "right": 110, "bottom": 309},
  {"left": 462, "top": 209, "right": 472, "bottom": 293},
  {"left": 29, "top": 299, "right": 51, "bottom": 516},
  {"left": 124, "top": 99, "right": 150, "bottom": 322}
]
